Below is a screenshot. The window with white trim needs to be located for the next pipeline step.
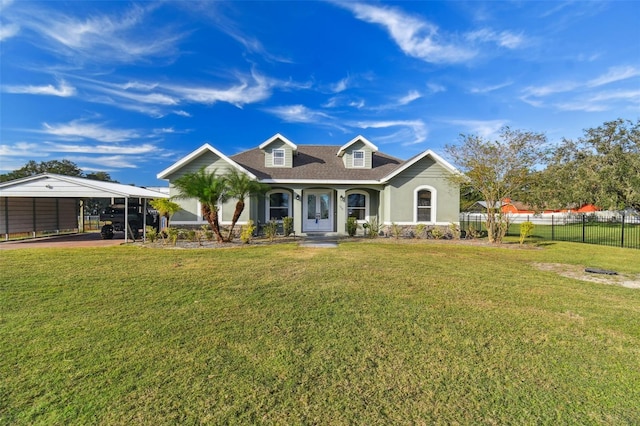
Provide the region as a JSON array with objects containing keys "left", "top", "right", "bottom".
[
  {"left": 272, "top": 149, "right": 285, "bottom": 166},
  {"left": 352, "top": 150, "right": 365, "bottom": 167},
  {"left": 417, "top": 190, "right": 432, "bottom": 222},
  {"left": 347, "top": 192, "right": 367, "bottom": 220},
  {"left": 266, "top": 191, "right": 291, "bottom": 221}
]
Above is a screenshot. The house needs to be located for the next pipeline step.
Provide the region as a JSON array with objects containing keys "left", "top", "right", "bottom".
[{"left": 157, "top": 134, "right": 460, "bottom": 236}]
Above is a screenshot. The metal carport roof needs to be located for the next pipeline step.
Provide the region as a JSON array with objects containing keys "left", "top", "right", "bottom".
[
  {"left": 0, "top": 173, "right": 169, "bottom": 243},
  {"left": 0, "top": 173, "right": 169, "bottom": 199}
]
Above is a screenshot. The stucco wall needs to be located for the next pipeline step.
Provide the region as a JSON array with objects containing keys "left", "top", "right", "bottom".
[
  {"left": 166, "top": 151, "right": 250, "bottom": 224},
  {"left": 384, "top": 157, "right": 459, "bottom": 224}
]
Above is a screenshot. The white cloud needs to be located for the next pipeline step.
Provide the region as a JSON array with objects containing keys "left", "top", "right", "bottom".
[
  {"left": 331, "top": 77, "right": 351, "bottom": 93},
  {"left": 397, "top": 90, "right": 422, "bottom": 105},
  {"left": 555, "top": 89, "right": 640, "bottom": 112},
  {"left": 339, "top": 3, "right": 476, "bottom": 64},
  {"left": 521, "top": 65, "right": 640, "bottom": 110},
  {"left": 41, "top": 120, "right": 140, "bottom": 143},
  {"left": 165, "top": 71, "right": 273, "bottom": 108},
  {"left": 4, "top": 79, "right": 76, "bottom": 97},
  {"left": 43, "top": 142, "right": 157, "bottom": 154},
  {"left": 466, "top": 28, "right": 524, "bottom": 49},
  {"left": 0, "top": 142, "right": 44, "bottom": 156},
  {"left": 8, "top": 3, "right": 186, "bottom": 64},
  {"left": 350, "top": 119, "right": 428, "bottom": 145},
  {"left": 445, "top": 119, "right": 508, "bottom": 138},
  {"left": 0, "top": 22, "right": 19, "bottom": 40},
  {"left": 67, "top": 155, "right": 138, "bottom": 169},
  {"left": 469, "top": 81, "right": 513, "bottom": 94},
  {"left": 265, "top": 105, "right": 332, "bottom": 123},
  {"left": 587, "top": 66, "right": 640, "bottom": 87},
  {"left": 426, "top": 83, "right": 446, "bottom": 93}
]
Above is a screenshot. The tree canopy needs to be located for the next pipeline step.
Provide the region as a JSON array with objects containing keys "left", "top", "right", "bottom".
[
  {"left": 533, "top": 118, "right": 640, "bottom": 211},
  {"left": 446, "top": 126, "right": 547, "bottom": 243},
  {"left": 0, "top": 160, "right": 117, "bottom": 183}
]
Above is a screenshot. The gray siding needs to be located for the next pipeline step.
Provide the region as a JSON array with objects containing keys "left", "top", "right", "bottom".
[
  {"left": 342, "top": 140, "right": 373, "bottom": 169},
  {"left": 263, "top": 140, "right": 293, "bottom": 168}
]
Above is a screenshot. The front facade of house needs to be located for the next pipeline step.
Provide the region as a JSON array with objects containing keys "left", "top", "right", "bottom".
[{"left": 157, "top": 134, "right": 460, "bottom": 236}]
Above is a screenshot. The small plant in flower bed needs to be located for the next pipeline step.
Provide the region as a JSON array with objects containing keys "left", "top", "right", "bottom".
[
  {"left": 240, "top": 220, "right": 255, "bottom": 244},
  {"left": 362, "top": 218, "right": 381, "bottom": 238},
  {"left": 282, "top": 216, "right": 294, "bottom": 237},
  {"left": 145, "top": 226, "right": 159, "bottom": 243},
  {"left": 200, "top": 225, "right": 214, "bottom": 241},
  {"left": 263, "top": 220, "right": 278, "bottom": 242},
  {"left": 390, "top": 223, "right": 403, "bottom": 239},
  {"left": 346, "top": 216, "right": 359, "bottom": 237},
  {"left": 519, "top": 221, "right": 535, "bottom": 245}
]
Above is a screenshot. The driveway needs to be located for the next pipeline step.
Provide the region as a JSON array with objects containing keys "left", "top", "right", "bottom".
[{"left": 0, "top": 232, "right": 127, "bottom": 250}]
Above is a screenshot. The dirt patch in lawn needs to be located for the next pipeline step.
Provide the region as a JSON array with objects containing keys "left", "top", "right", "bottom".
[{"left": 533, "top": 263, "right": 640, "bottom": 289}]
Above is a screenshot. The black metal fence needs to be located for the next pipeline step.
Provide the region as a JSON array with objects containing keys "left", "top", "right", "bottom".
[{"left": 459, "top": 211, "right": 640, "bottom": 250}]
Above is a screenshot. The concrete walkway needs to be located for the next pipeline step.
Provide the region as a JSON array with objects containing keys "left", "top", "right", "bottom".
[
  {"left": 0, "top": 232, "right": 126, "bottom": 250},
  {"left": 298, "top": 235, "right": 339, "bottom": 248}
]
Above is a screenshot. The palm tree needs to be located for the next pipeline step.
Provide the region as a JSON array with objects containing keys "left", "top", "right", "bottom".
[
  {"left": 172, "top": 168, "right": 228, "bottom": 243},
  {"left": 149, "top": 198, "right": 181, "bottom": 231},
  {"left": 224, "top": 169, "right": 269, "bottom": 241}
]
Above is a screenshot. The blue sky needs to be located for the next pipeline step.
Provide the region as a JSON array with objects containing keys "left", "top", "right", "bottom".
[{"left": 1, "top": 1, "right": 639, "bottom": 186}]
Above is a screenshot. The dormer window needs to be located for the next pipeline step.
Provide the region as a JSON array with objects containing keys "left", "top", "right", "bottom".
[
  {"left": 353, "top": 150, "right": 365, "bottom": 167},
  {"left": 273, "top": 149, "right": 285, "bottom": 166}
]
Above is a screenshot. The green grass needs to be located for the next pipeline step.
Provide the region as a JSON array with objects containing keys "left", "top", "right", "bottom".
[{"left": 1, "top": 241, "right": 639, "bottom": 424}]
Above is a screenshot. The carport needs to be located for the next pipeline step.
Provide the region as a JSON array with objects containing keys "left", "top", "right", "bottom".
[{"left": 0, "top": 173, "right": 169, "bottom": 243}]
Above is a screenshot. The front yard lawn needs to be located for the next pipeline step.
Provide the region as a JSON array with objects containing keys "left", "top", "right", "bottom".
[{"left": 1, "top": 241, "right": 639, "bottom": 424}]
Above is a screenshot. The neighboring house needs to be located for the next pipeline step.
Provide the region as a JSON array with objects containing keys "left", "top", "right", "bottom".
[
  {"left": 469, "top": 199, "right": 599, "bottom": 215},
  {"left": 157, "top": 134, "right": 460, "bottom": 236}
]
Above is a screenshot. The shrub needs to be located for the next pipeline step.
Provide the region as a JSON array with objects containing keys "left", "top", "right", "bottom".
[
  {"left": 145, "top": 226, "right": 158, "bottom": 243},
  {"left": 362, "top": 218, "right": 380, "bottom": 239},
  {"left": 166, "top": 227, "right": 179, "bottom": 246},
  {"left": 200, "top": 225, "right": 214, "bottom": 241},
  {"left": 415, "top": 223, "right": 427, "bottom": 239},
  {"left": 390, "top": 223, "right": 402, "bottom": 239},
  {"left": 263, "top": 221, "right": 278, "bottom": 242},
  {"left": 519, "top": 221, "right": 535, "bottom": 245},
  {"left": 240, "top": 220, "right": 255, "bottom": 244},
  {"left": 430, "top": 227, "right": 444, "bottom": 239},
  {"left": 346, "top": 217, "right": 359, "bottom": 237},
  {"left": 283, "top": 216, "right": 294, "bottom": 237},
  {"left": 449, "top": 223, "right": 461, "bottom": 239}
]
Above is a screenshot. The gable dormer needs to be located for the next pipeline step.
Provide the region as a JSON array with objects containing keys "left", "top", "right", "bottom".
[
  {"left": 259, "top": 133, "right": 297, "bottom": 168},
  {"left": 337, "top": 136, "right": 378, "bottom": 169}
]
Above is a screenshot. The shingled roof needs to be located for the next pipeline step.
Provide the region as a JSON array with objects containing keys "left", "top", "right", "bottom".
[{"left": 231, "top": 145, "right": 403, "bottom": 181}]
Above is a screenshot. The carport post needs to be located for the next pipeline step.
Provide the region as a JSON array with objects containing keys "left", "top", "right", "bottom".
[
  {"left": 124, "top": 197, "right": 129, "bottom": 243},
  {"left": 143, "top": 198, "right": 147, "bottom": 242}
]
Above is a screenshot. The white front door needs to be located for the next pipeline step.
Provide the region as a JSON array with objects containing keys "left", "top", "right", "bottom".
[{"left": 303, "top": 190, "right": 333, "bottom": 232}]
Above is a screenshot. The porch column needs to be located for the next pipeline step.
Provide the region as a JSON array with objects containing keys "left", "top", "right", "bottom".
[
  {"left": 336, "top": 188, "right": 347, "bottom": 235},
  {"left": 292, "top": 188, "right": 303, "bottom": 236}
]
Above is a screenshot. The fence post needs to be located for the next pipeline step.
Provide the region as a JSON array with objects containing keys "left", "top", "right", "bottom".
[
  {"left": 582, "top": 214, "right": 586, "bottom": 243},
  {"left": 621, "top": 213, "right": 625, "bottom": 248},
  {"left": 551, "top": 215, "right": 554, "bottom": 241}
]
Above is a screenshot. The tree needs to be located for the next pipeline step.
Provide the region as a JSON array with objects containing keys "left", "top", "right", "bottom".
[
  {"left": 446, "top": 127, "right": 546, "bottom": 243},
  {"left": 224, "top": 169, "right": 269, "bottom": 241},
  {"left": 149, "top": 198, "right": 182, "bottom": 231},
  {"left": 0, "top": 159, "right": 116, "bottom": 182},
  {"left": 172, "top": 168, "right": 228, "bottom": 243},
  {"left": 85, "top": 171, "right": 118, "bottom": 182},
  {"left": 537, "top": 119, "right": 640, "bottom": 211}
]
